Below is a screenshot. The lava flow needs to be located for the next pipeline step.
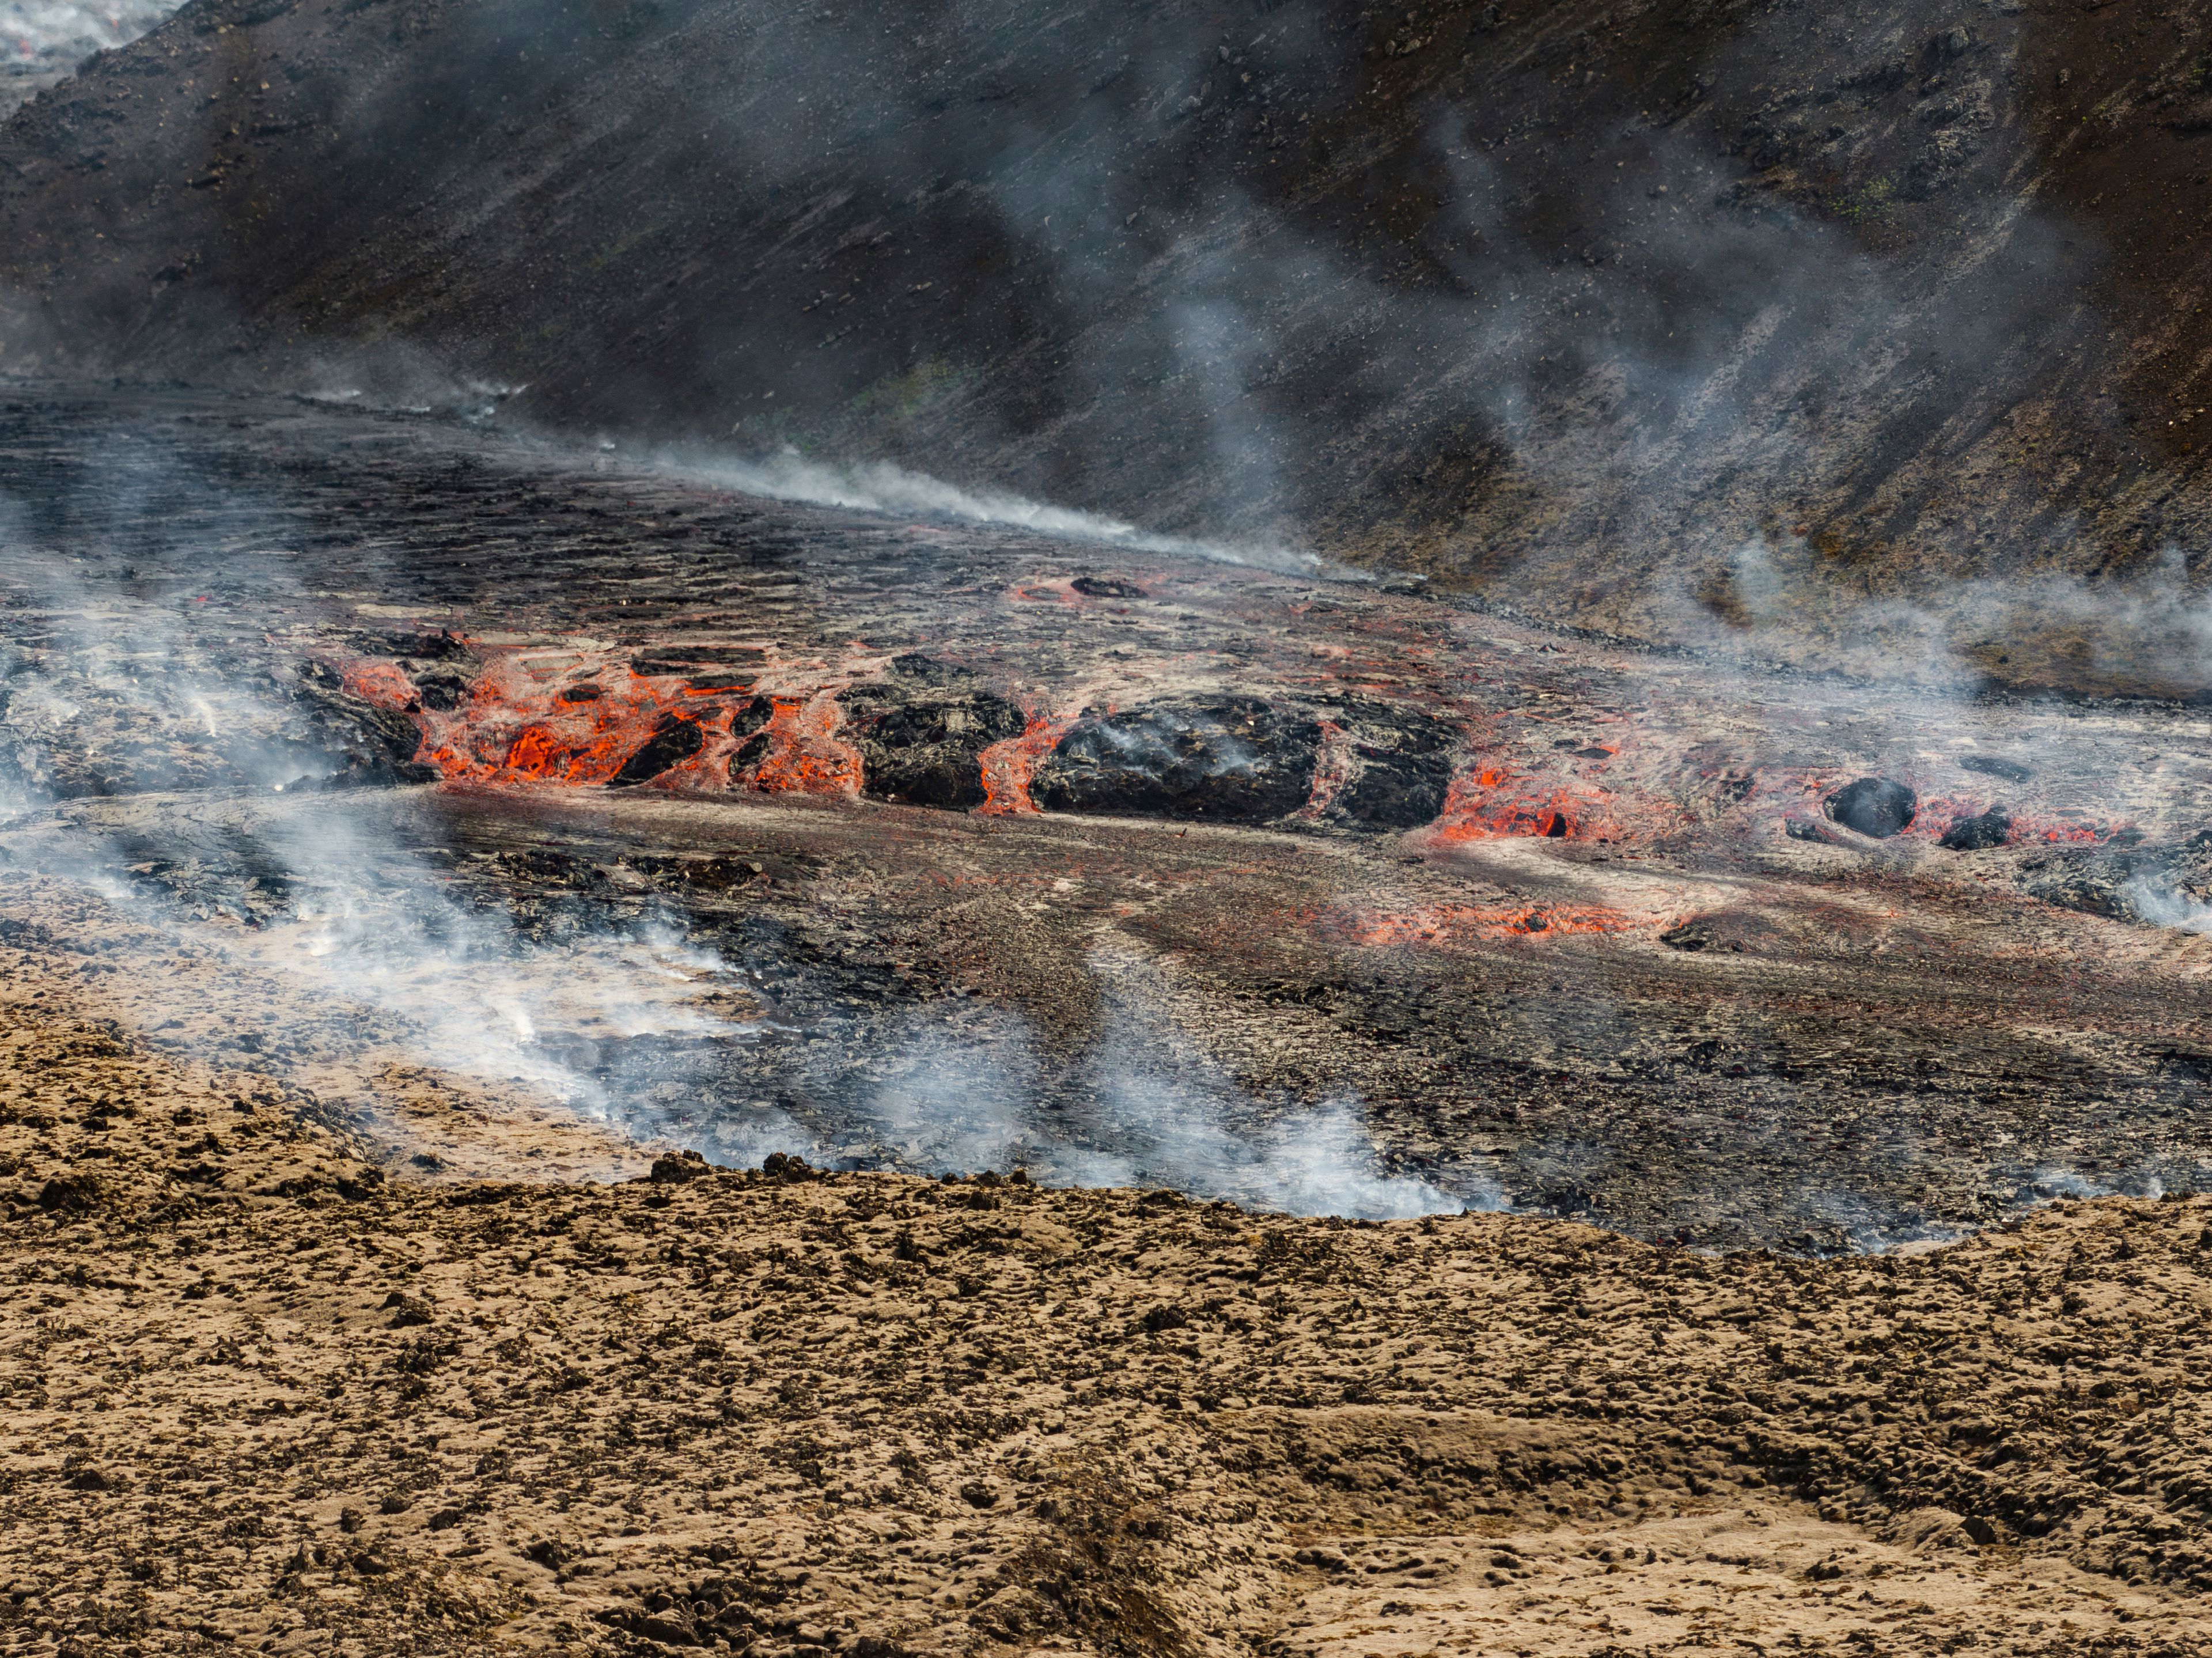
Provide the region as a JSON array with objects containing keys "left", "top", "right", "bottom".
[
  {"left": 975, "top": 711, "right": 1076, "bottom": 816},
  {"left": 1421, "top": 758, "right": 1676, "bottom": 846},
  {"left": 334, "top": 638, "right": 868, "bottom": 797}
]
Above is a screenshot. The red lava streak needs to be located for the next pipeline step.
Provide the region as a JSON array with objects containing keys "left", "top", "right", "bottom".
[
  {"left": 977, "top": 713, "right": 1075, "bottom": 816},
  {"left": 1423, "top": 763, "right": 1675, "bottom": 845},
  {"left": 339, "top": 659, "right": 420, "bottom": 711},
  {"left": 2004, "top": 815, "right": 2120, "bottom": 846},
  {"left": 745, "top": 695, "right": 863, "bottom": 795},
  {"left": 329, "top": 642, "right": 862, "bottom": 796}
]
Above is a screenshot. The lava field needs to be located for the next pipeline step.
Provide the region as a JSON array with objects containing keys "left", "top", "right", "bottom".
[{"left": 3, "top": 381, "right": 2210, "bottom": 1252}]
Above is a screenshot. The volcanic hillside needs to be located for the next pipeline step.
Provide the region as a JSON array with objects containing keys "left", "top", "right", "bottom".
[{"left": 6, "top": 0, "right": 2212, "bottom": 682}]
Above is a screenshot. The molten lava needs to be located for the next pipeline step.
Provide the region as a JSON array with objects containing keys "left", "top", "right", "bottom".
[
  {"left": 329, "top": 639, "right": 865, "bottom": 797},
  {"left": 977, "top": 713, "right": 1076, "bottom": 816},
  {"left": 1423, "top": 760, "right": 1675, "bottom": 846},
  {"left": 743, "top": 695, "right": 865, "bottom": 795},
  {"left": 2001, "top": 814, "right": 2122, "bottom": 846}
]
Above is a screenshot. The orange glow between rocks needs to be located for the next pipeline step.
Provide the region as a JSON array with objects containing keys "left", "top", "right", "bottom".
[
  {"left": 1422, "top": 760, "right": 1673, "bottom": 845},
  {"left": 977, "top": 713, "right": 1075, "bottom": 816},
  {"left": 744, "top": 695, "right": 863, "bottom": 796},
  {"left": 326, "top": 639, "right": 862, "bottom": 797}
]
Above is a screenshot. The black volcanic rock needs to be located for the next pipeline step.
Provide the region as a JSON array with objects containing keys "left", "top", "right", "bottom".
[
  {"left": 840, "top": 655, "right": 1024, "bottom": 811},
  {"left": 1032, "top": 697, "right": 1320, "bottom": 823},
  {"left": 610, "top": 712, "right": 706, "bottom": 786},
  {"left": 1322, "top": 701, "right": 1457, "bottom": 831},
  {"left": 1070, "top": 577, "right": 1143, "bottom": 599},
  {"left": 1941, "top": 809, "right": 2013, "bottom": 851},
  {"left": 1825, "top": 777, "right": 1917, "bottom": 839}
]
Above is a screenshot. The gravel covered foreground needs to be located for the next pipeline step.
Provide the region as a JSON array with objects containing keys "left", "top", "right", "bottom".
[{"left": 6, "top": 929, "right": 2212, "bottom": 1657}]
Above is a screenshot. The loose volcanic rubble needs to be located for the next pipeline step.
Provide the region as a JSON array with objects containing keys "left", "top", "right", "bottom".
[{"left": 6, "top": 942, "right": 2212, "bottom": 1656}]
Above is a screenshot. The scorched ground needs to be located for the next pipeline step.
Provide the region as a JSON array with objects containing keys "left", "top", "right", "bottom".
[{"left": 4, "top": 383, "right": 2212, "bottom": 1250}]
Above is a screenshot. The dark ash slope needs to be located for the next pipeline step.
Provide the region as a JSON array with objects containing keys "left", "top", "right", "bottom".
[{"left": 5, "top": 0, "right": 2212, "bottom": 686}]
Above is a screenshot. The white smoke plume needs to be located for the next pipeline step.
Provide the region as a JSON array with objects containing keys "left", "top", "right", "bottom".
[
  {"left": 857, "top": 947, "right": 1480, "bottom": 1220},
  {"left": 660, "top": 445, "right": 1328, "bottom": 576}
]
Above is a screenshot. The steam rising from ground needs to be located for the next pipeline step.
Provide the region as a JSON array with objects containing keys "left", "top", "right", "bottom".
[
  {"left": 8, "top": 766, "right": 1446, "bottom": 1216},
  {"left": 862, "top": 949, "right": 1472, "bottom": 1220},
  {"left": 0, "top": 539, "right": 770, "bottom": 1132},
  {"left": 0, "top": 478, "right": 1440, "bottom": 1216}
]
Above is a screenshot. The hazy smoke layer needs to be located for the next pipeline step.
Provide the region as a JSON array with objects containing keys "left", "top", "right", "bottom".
[{"left": 1, "top": 0, "right": 179, "bottom": 113}]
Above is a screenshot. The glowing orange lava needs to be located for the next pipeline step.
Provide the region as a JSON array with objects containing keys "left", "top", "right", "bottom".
[
  {"left": 339, "top": 659, "right": 421, "bottom": 712},
  {"left": 1422, "top": 760, "right": 1672, "bottom": 845},
  {"left": 743, "top": 695, "right": 864, "bottom": 795},
  {"left": 324, "top": 639, "right": 862, "bottom": 797},
  {"left": 1853, "top": 794, "right": 2126, "bottom": 849},
  {"left": 2005, "top": 815, "right": 2118, "bottom": 846},
  {"left": 977, "top": 713, "right": 1075, "bottom": 816},
  {"left": 1894, "top": 793, "right": 1978, "bottom": 841}
]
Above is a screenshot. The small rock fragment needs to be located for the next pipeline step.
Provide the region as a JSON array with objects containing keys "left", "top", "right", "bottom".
[
  {"left": 649, "top": 1148, "right": 711, "bottom": 1183},
  {"left": 382, "top": 1290, "right": 435, "bottom": 1327},
  {"left": 1824, "top": 777, "right": 1917, "bottom": 838},
  {"left": 36, "top": 1174, "right": 101, "bottom": 1216},
  {"left": 1941, "top": 808, "right": 2011, "bottom": 851}
]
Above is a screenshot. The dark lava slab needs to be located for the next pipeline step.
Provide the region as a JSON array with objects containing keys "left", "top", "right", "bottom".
[
  {"left": 1824, "top": 777, "right": 1918, "bottom": 839},
  {"left": 842, "top": 654, "right": 1025, "bottom": 810},
  {"left": 1032, "top": 698, "right": 1323, "bottom": 823},
  {"left": 1317, "top": 698, "right": 1457, "bottom": 831},
  {"left": 611, "top": 712, "right": 709, "bottom": 787}
]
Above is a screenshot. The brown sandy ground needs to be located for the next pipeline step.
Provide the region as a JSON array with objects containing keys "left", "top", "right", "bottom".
[{"left": 5, "top": 937, "right": 2212, "bottom": 1657}]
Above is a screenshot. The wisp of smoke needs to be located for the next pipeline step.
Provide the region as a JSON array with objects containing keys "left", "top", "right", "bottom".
[
  {"left": 861, "top": 947, "right": 1481, "bottom": 1220},
  {"left": 666, "top": 445, "right": 1328, "bottom": 576}
]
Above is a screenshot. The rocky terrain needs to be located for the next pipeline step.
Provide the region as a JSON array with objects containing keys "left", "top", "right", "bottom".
[
  {"left": 6, "top": 385, "right": 2212, "bottom": 1258},
  {"left": 9, "top": 922, "right": 2212, "bottom": 1656},
  {"left": 8, "top": 2, "right": 2212, "bottom": 1638},
  {"left": 7, "top": 0, "right": 2212, "bottom": 686}
]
